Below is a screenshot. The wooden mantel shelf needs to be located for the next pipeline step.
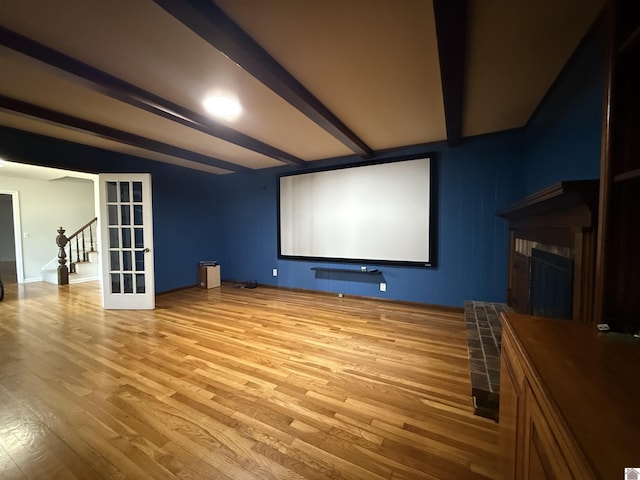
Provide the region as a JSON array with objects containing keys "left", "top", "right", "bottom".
[{"left": 497, "top": 179, "right": 599, "bottom": 222}]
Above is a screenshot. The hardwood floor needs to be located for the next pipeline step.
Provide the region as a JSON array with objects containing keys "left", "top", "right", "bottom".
[{"left": 0, "top": 281, "right": 498, "bottom": 479}]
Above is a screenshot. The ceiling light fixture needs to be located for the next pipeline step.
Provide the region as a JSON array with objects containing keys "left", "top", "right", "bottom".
[{"left": 203, "top": 96, "right": 242, "bottom": 121}]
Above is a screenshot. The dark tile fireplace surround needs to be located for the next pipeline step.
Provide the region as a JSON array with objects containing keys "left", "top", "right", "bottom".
[
  {"left": 466, "top": 180, "right": 599, "bottom": 420},
  {"left": 464, "top": 260, "right": 573, "bottom": 421},
  {"left": 464, "top": 301, "right": 509, "bottom": 420}
]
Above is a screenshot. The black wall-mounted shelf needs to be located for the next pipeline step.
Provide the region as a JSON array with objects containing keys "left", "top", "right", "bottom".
[
  {"left": 310, "top": 267, "right": 384, "bottom": 285},
  {"left": 310, "top": 267, "right": 382, "bottom": 275}
]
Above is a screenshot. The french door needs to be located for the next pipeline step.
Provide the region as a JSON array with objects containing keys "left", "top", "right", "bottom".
[{"left": 98, "top": 174, "right": 155, "bottom": 309}]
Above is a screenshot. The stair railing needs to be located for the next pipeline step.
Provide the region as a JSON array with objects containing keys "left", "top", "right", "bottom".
[{"left": 56, "top": 217, "right": 98, "bottom": 285}]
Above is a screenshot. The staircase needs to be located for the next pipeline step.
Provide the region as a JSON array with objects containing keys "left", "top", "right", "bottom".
[
  {"left": 43, "top": 218, "right": 99, "bottom": 285},
  {"left": 42, "top": 250, "right": 99, "bottom": 284}
]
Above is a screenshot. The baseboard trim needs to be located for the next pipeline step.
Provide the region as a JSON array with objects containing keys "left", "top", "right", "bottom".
[
  {"left": 23, "top": 276, "right": 43, "bottom": 284},
  {"left": 230, "top": 281, "right": 464, "bottom": 313}
]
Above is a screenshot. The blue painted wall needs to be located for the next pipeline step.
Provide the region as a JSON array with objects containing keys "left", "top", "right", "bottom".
[
  {"left": 523, "top": 21, "right": 604, "bottom": 194},
  {"left": 0, "top": 127, "right": 222, "bottom": 293},
  {"left": 205, "top": 21, "right": 606, "bottom": 307},
  {"left": 217, "top": 130, "right": 525, "bottom": 307}
]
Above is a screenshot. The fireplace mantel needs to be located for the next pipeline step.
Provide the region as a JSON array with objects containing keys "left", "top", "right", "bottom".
[{"left": 498, "top": 180, "right": 599, "bottom": 322}]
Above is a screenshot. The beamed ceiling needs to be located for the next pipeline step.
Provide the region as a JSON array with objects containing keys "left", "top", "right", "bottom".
[{"left": 0, "top": 0, "right": 604, "bottom": 176}]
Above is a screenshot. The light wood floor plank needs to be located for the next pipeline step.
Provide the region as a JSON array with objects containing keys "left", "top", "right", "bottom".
[{"left": 0, "top": 281, "right": 498, "bottom": 479}]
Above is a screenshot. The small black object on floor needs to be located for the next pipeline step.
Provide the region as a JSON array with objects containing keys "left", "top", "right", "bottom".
[{"left": 233, "top": 280, "right": 258, "bottom": 289}]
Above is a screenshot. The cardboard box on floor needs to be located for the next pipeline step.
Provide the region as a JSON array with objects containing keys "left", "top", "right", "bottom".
[{"left": 198, "top": 265, "right": 220, "bottom": 289}]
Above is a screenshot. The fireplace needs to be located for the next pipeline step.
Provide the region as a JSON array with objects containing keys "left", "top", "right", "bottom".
[
  {"left": 498, "top": 180, "right": 599, "bottom": 322},
  {"left": 530, "top": 248, "right": 573, "bottom": 320}
]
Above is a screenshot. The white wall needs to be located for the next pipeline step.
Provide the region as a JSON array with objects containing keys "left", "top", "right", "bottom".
[{"left": 0, "top": 176, "right": 95, "bottom": 281}]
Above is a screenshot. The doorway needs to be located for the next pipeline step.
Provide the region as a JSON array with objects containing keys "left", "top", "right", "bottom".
[
  {"left": 0, "top": 192, "right": 19, "bottom": 285},
  {"left": 1, "top": 162, "right": 98, "bottom": 286}
]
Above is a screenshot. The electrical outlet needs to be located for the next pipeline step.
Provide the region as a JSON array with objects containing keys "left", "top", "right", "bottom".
[
  {"left": 380, "top": 282, "right": 387, "bottom": 292},
  {"left": 272, "top": 268, "right": 278, "bottom": 277}
]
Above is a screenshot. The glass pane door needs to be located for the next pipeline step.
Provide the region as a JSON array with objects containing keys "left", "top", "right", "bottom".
[{"left": 99, "top": 174, "right": 154, "bottom": 309}]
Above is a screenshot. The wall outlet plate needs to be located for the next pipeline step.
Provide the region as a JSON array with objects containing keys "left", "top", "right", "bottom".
[
  {"left": 380, "top": 282, "right": 386, "bottom": 292},
  {"left": 272, "top": 268, "right": 278, "bottom": 277}
]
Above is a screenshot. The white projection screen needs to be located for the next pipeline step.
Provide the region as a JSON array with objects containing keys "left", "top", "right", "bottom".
[{"left": 278, "top": 157, "right": 433, "bottom": 266}]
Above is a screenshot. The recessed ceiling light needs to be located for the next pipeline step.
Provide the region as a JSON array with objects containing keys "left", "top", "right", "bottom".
[{"left": 203, "top": 96, "right": 242, "bottom": 121}]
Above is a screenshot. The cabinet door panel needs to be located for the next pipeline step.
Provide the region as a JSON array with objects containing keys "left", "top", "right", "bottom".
[
  {"left": 523, "top": 385, "right": 573, "bottom": 480},
  {"left": 528, "top": 428, "right": 550, "bottom": 479},
  {"left": 498, "top": 342, "right": 520, "bottom": 479}
]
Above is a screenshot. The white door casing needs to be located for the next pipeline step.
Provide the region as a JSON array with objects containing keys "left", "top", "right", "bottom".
[{"left": 98, "top": 173, "right": 155, "bottom": 309}]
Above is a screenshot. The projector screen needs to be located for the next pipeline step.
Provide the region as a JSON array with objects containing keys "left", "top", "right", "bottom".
[{"left": 278, "top": 156, "right": 433, "bottom": 266}]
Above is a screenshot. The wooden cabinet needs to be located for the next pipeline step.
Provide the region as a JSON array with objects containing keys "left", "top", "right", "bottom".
[
  {"left": 498, "top": 312, "right": 640, "bottom": 479},
  {"left": 499, "top": 317, "right": 578, "bottom": 479},
  {"left": 497, "top": 327, "right": 522, "bottom": 479},
  {"left": 595, "top": 0, "right": 640, "bottom": 325},
  {"left": 499, "top": 5, "right": 640, "bottom": 476}
]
